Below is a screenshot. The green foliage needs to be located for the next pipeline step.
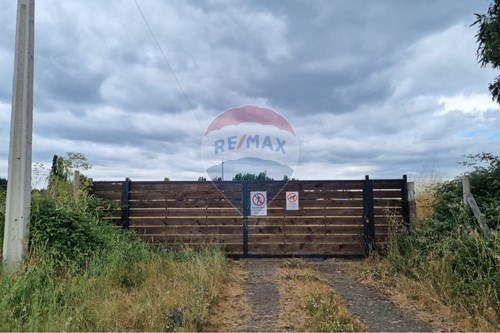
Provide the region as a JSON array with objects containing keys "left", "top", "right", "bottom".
[
  {"left": 473, "top": 0, "right": 500, "bottom": 104},
  {"left": 0, "top": 238, "right": 228, "bottom": 331},
  {"left": 233, "top": 171, "right": 274, "bottom": 181},
  {"left": 29, "top": 193, "right": 117, "bottom": 265},
  {"left": 0, "top": 187, "right": 228, "bottom": 331},
  {"left": 385, "top": 153, "right": 500, "bottom": 328},
  {"left": 49, "top": 154, "right": 70, "bottom": 190},
  {"left": 0, "top": 145, "right": 229, "bottom": 330},
  {"left": 431, "top": 153, "right": 500, "bottom": 230},
  {"left": 66, "top": 152, "right": 91, "bottom": 171},
  {"left": 48, "top": 152, "right": 93, "bottom": 196}
]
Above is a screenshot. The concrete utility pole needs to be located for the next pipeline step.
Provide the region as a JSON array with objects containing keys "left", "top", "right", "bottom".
[{"left": 3, "top": 0, "right": 35, "bottom": 271}]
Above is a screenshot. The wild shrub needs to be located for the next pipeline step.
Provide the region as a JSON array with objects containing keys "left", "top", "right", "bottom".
[
  {"left": 385, "top": 153, "right": 500, "bottom": 329},
  {"left": 432, "top": 153, "right": 500, "bottom": 230},
  {"left": 0, "top": 240, "right": 228, "bottom": 331},
  {"left": 1, "top": 153, "right": 230, "bottom": 330},
  {"left": 29, "top": 192, "right": 118, "bottom": 265},
  {"left": 0, "top": 189, "right": 229, "bottom": 331}
]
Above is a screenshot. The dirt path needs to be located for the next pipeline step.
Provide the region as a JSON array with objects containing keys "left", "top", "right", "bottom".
[
  {"left": 228, "top": 259, "right": 432, "bottom": 332},
  {"left": 236, "top": 259, "right": 281, "bottom": 332},
  {"left": 311, "top": 260, "right": 433, "bottom": 332}
]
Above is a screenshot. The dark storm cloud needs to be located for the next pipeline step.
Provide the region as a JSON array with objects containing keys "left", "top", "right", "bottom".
[
  {"left": 36, "top": 62, "right": 105, "bottom": 105},
  {"left": 238, "top": 0, "right": 492, "bottom": 114},
  {"left": 1, "top": 0, "right": 499, "bottom": 181},
  {"left": 247, "top": 62, "right": 393, "bottom": 114}
]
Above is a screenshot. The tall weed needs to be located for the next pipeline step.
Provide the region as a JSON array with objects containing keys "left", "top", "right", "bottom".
[
  {"left": 382, "top": 153, "right": 500, "bottom": 330},
  {"left": 0, "top": 192, "right": 229, "bottom": 331}
]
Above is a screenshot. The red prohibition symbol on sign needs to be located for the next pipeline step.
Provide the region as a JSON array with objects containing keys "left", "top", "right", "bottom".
[
  {"left": 287, "top": 192, "right": 298, "bottom": 203},
  {"left": 252, "top": 193, "right": 265, "bottom": 206}
]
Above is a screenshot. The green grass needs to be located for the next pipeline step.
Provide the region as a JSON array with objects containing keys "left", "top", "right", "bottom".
[
  {"left": 0, "top": 191, "right": 230, "bottom": 331},
  {"left": 0, "top": 244, "right": 229, "bottom": 331},
  {"left": 363, "top": 154, "right": 500, "bottom": 331}
]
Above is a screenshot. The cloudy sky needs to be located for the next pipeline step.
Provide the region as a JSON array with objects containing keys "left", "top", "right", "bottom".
[{"left": 1, "top": 0, "right": 499, "bottom": 185}]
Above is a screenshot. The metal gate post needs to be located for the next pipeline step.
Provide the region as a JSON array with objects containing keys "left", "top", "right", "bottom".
[
  {"left": 242, "top": 182, "right": 249, "bottom": 257},
  {"left": 363, "top": 175, "right": 375, "bottom": 255},
  {"left": 121, "top": 178, "right": 131, "bottom": 229},
  {"left": 401, "top": 175, "right": 410, "bottom": 230}
]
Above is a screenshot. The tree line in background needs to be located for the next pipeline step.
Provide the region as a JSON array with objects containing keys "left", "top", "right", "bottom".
[{"left": 193, "top": 172, "right": 297, "bottom": 182}]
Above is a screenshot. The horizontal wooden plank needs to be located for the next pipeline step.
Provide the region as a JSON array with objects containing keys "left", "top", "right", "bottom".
[
  {"left": 247, "top": 242, "right": 364, "bottom": 255},
  {"left": 101, "top": 197, "right": 402, "bottom": 210},
  {"left": 129, "top": 217, "right": 244, "bottom": 226},
  {"left": 372, "top": 190, "right": 402, "bottom": 199},
  {"left": 130, "top": 229, "right": 242, "bottom": 242},
  {"left": 129, "top": 190, "right": 239, "bottom": 201},
  {"left": 129, "top": 182, "right": 242, "bottom": 192},
  {"left": 247, "top": 217, "right": 364, "bottom": 226},
  {"left": 300, "top": 191, "right": 363, "bottom": 200},
  {"left": 248, "top": 225, "right": 363, "bottom": 235},
  {"left": 129, "top": 208, "right": 242, "bottom": 218},
  {"left": 93, "top": 182, "right": 123, "bottom": 192},
  {"left": 373, "top": 199, "right": 402, "bottom": 207},
  {"left": 268, "top": 198, "right": 364, "bottom": 208},
  {"left": 374, "top": 216, "right": 404, "bottom": 224},
  {"left": 129, "top": 225, "right": 242, "bottom": 234},
  {"left": 264, "top": 208, "right": 363, "bottom": 217},
  {"left": 371, "top": 179, "right": 403, "bottom": 190},
  {"left": 94, "top": 191, "right": 122, "bottom": 200},
  {"left": 250, "top": 234, "right": 363, "bottom": 244},
  {"left": 281, "top": 181, "right": 364, "bottom": 191},
  {"left": 129, "top": 199, "right": 240, "bottom": 209}
]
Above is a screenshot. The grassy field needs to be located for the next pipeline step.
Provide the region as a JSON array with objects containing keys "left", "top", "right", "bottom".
[{"left": 0, "top": 189, "right": 231, "bottom": 331}]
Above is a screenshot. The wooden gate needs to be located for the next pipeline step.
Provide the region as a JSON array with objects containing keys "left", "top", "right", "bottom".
[{"left": 92, "top": 176, "right": 409, "bottom": 257}]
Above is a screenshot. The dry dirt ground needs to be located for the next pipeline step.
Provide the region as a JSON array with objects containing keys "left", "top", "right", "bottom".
[
  {"left": 310, "top": 259, "right": 433, "bottom": 332},
  {"left": 212, "top": 258, "right": 433, "bottom": 332}
]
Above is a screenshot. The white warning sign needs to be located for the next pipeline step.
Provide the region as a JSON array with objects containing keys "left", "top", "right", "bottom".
[
  {"left": 250, "top": 191, "right": 267, "bottom": 216},
  {"left": 286, "top": 191, "right": 299, "bottom": 210}
]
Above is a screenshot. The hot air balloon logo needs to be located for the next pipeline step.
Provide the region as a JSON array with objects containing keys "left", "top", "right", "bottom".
[{"left": 201, "top": 105, "right": 299, "bottom": 181}]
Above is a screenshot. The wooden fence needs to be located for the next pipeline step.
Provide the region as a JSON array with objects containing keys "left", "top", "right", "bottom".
[{"left": 92, "top": 176, "right": 409, "bottom": 257}]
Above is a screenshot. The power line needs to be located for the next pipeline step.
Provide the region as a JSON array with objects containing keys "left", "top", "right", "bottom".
[{"left": 134, "top": 0, "right": 197, "bottom": 115}]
